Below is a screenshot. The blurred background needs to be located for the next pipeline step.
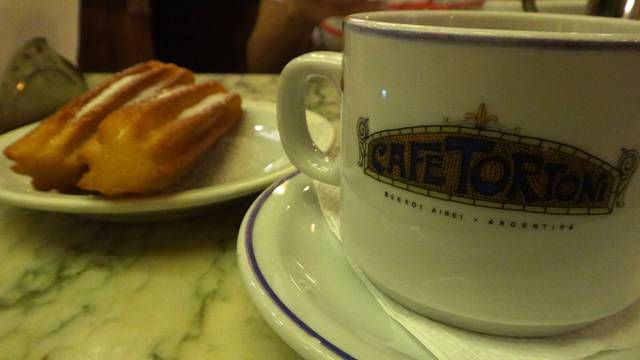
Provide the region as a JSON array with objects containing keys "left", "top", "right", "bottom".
[
  {"left": 2, "top": 0, "right": 588, "bottom": 75},
  {"left": 80, "top": 0, "right": 260, "bottom": 73}
]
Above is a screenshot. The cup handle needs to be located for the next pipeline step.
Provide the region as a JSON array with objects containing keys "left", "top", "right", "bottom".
[{"left": 277, "top": 51, "right": 342, "bottom": 185}]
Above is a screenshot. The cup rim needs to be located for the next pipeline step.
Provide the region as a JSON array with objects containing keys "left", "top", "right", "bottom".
[{"left": 345, "top": 11, "right": 640, "bottom": 49}]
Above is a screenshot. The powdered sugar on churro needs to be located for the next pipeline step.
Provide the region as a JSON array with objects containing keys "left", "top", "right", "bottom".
[
  {"left": 74, "top": 72, "right": 146, "bottom": 120},
  {"left": 178, "top": 93, "right": 228, "bottom": 119},
  {"left": 129, "top": 76, "right": 177, "bottom": 104}
]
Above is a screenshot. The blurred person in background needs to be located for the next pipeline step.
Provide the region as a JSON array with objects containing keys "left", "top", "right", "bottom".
[
  {"left": 246, "top": 0, "right": 382, "bottom": 73},
  {"left": 80, "top": 0, "right": 260, "bottom": 73},
  {"left": 79, "top": 0, "right": 483, "bottom": 73},
  {"left": 246, "top": 0, "right": 485, "bottom": 72}
]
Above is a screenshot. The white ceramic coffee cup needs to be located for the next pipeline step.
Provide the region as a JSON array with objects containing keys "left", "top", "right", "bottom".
[{"left": 277, "top": 10, "right": 640, "bottom": 337}]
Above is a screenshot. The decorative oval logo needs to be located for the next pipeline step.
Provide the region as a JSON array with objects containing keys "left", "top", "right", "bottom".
[{"left": 357, "top": 104, "right": 638, "bottom": 215}]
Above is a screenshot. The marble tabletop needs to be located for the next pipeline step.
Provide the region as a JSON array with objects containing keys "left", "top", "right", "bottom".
[{"left": 0, "top": 74, "right": 340, "bottom": 360}]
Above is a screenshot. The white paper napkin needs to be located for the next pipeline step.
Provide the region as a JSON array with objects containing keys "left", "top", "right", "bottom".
[{"left": 313, "top": 180, "right": 640, "bottom": 360}]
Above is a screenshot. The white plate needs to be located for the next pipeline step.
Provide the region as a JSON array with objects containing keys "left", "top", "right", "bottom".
[
  {"left": 0, "top": 100, "right": 334, "bottom": 222},
  {"left": 237, "top": 172, "right": 640, "bottom": 360}
]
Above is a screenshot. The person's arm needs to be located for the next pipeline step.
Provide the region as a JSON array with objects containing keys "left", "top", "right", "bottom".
[
  {"left": 247, "top": 0, "right": 381, "bottom": 73},
  {"left": 246, "top": 1, "right": 314, "bottom": 73}
]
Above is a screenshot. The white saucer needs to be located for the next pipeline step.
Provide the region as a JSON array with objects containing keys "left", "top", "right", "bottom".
[
  {"left": 0, "top": 100, "right": 334, "bottom": 222},
  {"left": 237, "top": 172, "right": 640, "bottom": 360},
  {"left": 238, "top": 172, "right": 434, "bottom": 360}
]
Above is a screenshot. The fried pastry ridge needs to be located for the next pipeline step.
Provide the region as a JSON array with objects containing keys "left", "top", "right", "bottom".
[
  {"left": 77, "top": 81, "right": 243, "bottom": 196},
  {"left": 3, "top": 61, "right": 194, "bottom": 192}
]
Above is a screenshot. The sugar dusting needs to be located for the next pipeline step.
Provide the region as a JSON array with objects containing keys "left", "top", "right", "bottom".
[
  {"left": 170, "top": 115, "right": 288, "bottom": 191},
  {"left": 127, "top": 77, "right": 175, "bottom": 104},
  {"left": 178, "top": 93, "right": 227, "bottom": 119},
  {"left": 167, "top": 106, "right": 334, "bottom": 193},
  {"left": 74, "top": 72, "right": 146, "bottom": 120}
]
